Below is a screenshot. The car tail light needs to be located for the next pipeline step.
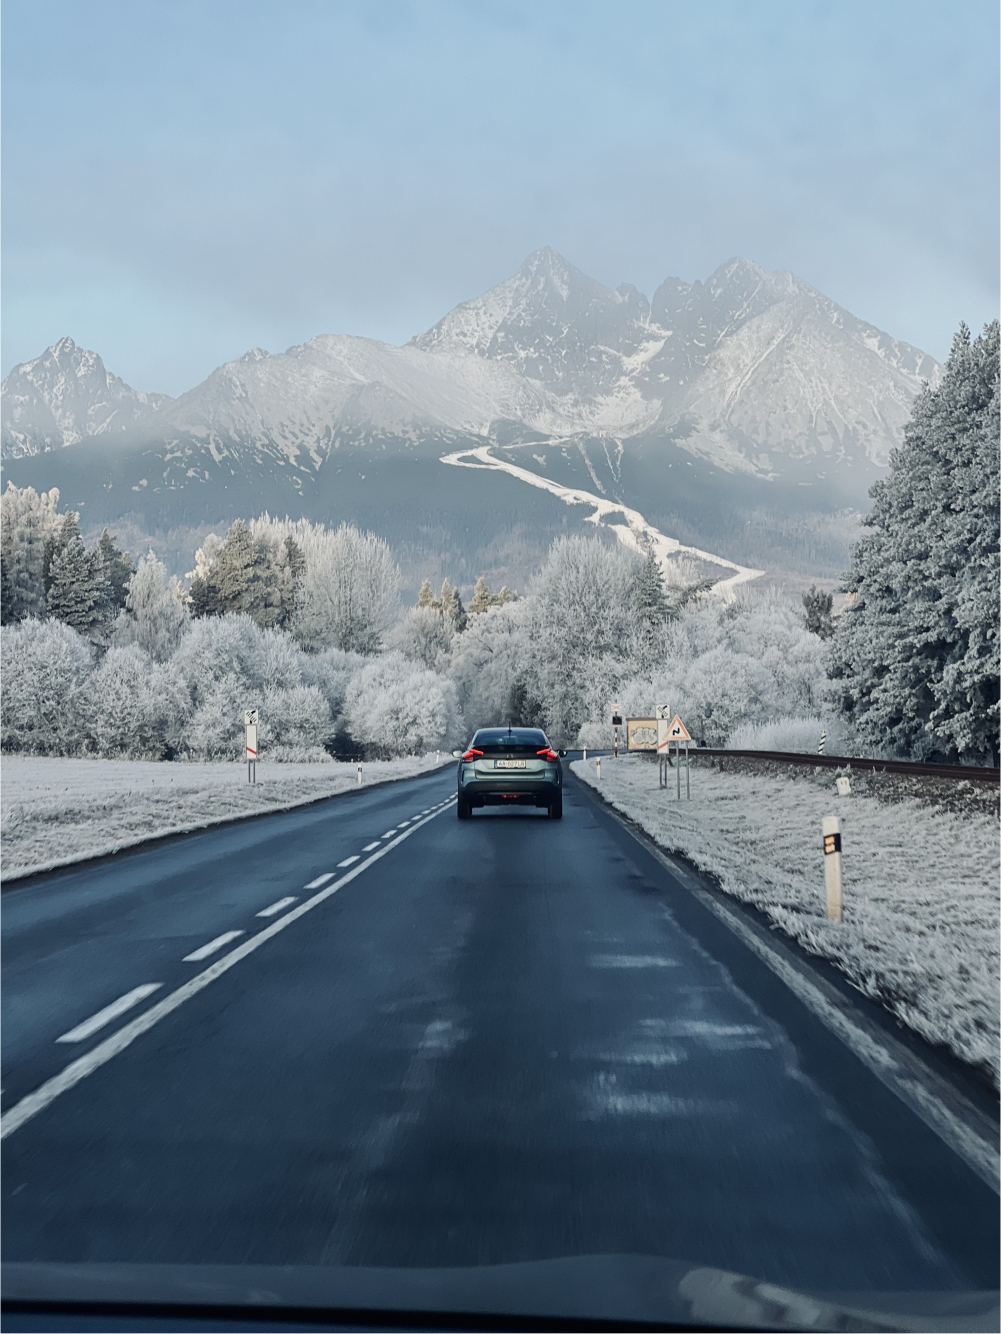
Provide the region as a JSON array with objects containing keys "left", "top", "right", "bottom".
[
  {"left": 537, "top": 748, "right": 559, "bottom": 761},
  {"left": 462, "top": 748, "right": 484, "bottom": 760}
]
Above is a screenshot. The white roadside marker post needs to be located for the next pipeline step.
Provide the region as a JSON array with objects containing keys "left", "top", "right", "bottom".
[
  {"left": 596, "top": 757, "right": 601, "bottom": 781},
  {"left": 357, "top": 764, "right": 363, "bottom": 785},
  {"left": 583, "top": 747, "right": 587, "bottom": 762},
  {"left": 244, "top": 709, "right": 258, "bottom": 784},
  {"left": 822, "top": 815, "right": 843, "bottom": 922},
  {"left": 818, "top": 729, "right": 827, "bottom": 756}
]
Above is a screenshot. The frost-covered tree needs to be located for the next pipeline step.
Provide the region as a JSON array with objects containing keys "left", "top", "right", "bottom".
[
  {"left": 632, "top": 551, "right": 671, "bottom": 667},
  {"left": 802, "top": 584, "right": 834, "bottom": 639},
  {"left": 292, "top": 523, "right": 400, "bottom": 653},
  {"left": 528, "top": 536, "right": 642, "bottom": 742},
  {"left": 188, "top": 519, "right": 286, "bottom": 628},
  {"left": 449, "top": 598, "right": 535, "bottom": 732},
  {"left": 829, "top": 321, "right": 1000, "bottom": 763},
  {"left": 592, "top": 590, "right": 831, "bottom": 749},
  {"left": 171, "top": 613, "right": 264, "bottom": 706},
  {"left": 391, "top": 604, "right": 455, "bottom": 671},
  {"left": 0, "top": 483, "right": 62, "bottom": 622},
  {"left": 260, "top": 684, "right": 333, "bottom": 758},
  {"left": 344, "top": 652, "right": 463, "bottom": 757},
  {"left": 45, "top": 520, "right": 111, "bottom": 643},
  {"left": 416, "top": 578, "right": 437, "bottom": 609},
  {"left": 95, "top": 530, "right": 134, "bottom": 612},
  {"left": 468, "top": 577, "right": 515, "bottom": 615},
  {"left": 439, "top": 579, "right": 466, "bottom": 632},
  {"left": 1, "top": 619, "right": 95, "bottom": 754},
  {"left": 115, "top": 552, "right": 189, "bottom": 661},
  {"left": 85, "top": 646, "right": 190, "bottom": 759},
  {"left": 248, "top": 516, "right": 400, "bottom": 653}
]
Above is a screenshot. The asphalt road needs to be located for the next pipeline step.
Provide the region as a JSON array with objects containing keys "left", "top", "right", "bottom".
[{"left": 2, "top": 764, "right": 997, "bottom": 1296}]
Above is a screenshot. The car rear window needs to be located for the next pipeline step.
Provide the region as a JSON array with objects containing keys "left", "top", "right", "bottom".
[{"left": 471, "top": 728, "right": 550, "bottom": 755}]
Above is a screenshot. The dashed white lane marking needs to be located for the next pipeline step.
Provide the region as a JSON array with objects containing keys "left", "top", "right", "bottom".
[
  {"left": 1, "top": 800, "right": 456, "bottom": 1140},
  {"left": 305, "top": 873, "right": 336, "bottom": 889},
  {"left": 362, "top": 842, "right": 380, "bottom": 852},
  {"left": 397, "top": 820, "right": 411, "bottom": 827},
  {"left": 381, "top": 830, "right": 398, "bottom": 838},
  {"left": 257, "top": 897, "right": 297, "bottom": 918},
  {"left": 183, "top": 931, "right": 244, "bottom": 962},
  {"left": 56, "top": 985, "right": 162, "bottom": 1044},
  {"left": 337, "top": 855, "right": 360, "bottom": 867}
]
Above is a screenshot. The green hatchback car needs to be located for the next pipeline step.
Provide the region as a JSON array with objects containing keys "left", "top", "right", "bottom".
[{"left": 454, "top": 727, "right": 567, "bottom": 819}]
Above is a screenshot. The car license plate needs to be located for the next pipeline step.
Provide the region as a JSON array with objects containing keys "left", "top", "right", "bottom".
[{"left": 494, "top": 759, "right": 526, "bottom": 769}]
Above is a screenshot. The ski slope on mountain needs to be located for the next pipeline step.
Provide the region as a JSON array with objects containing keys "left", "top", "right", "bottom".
[{"left": 440, "top": 444, "right": 763, "bottom": 597}]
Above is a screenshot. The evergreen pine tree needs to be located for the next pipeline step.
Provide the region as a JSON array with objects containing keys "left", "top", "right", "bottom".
[
  {"left": 46, "top": 532, "right": 108, "bottom": 640},
  {"left": 633, "top": 551, "right": 671, "bottom": 666},
  {"left": 439, "top": 579, "right": 466, "bottom": 630},
  {"left": 829, "top": 321, "right": 1000, "bottom": 763},
  {"left": 188, "top": 519, "right": 283, "bottom": 628},
  {"left": 416, "top": 578, "right": 438, "bottom": 610},
  {"left": 96, "top": 530, "right": 134, "bottom": 612},
  {"left": 468, "top": 576, "right": 493, "bottom": 614},
  {"left": 43, "top": 513, "right": 83, "bottom": 596},
  {"left": 802, "top": 584, "right": 834, "bottom": 639}
]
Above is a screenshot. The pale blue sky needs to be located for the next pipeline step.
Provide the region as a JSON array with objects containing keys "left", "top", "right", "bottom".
[{"left": 3, "top": 0, "right": 997, "bottom": 394}]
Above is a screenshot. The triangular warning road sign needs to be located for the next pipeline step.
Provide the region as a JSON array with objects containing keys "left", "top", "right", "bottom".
[{"left": 665, "top": 714, "right": 691, "bottom": 742}]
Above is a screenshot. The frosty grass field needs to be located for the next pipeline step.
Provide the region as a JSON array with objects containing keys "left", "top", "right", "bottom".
[
  {"left": 0, "top": 754, "right": 450, "bottom": 882},
  {"left": 572, "top": 754, "right": 1000, "bottom": 1086}
]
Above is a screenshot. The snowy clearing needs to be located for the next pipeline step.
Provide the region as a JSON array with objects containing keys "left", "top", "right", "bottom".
[
  {"left": 0, "top": 754, "right": 451, "bottom": 882},
  {"left": 571, "top": 754, "right": 1000, "bottom": 1086}
]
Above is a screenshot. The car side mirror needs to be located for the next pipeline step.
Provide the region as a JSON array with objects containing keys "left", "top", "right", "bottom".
[
  {"left": 452, "top": 750, "right": 463, "bottom": 758},
  {"left": 558, "top": 749, "right": 568, "bottom": 757}
]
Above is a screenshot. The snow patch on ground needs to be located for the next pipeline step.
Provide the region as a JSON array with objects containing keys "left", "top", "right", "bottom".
[
  {"left": 572, "top": 755, "right": 1000, "bottom": 1085},
  {"left": 1, "top": 754, "right": 451, "bottom": 882}
]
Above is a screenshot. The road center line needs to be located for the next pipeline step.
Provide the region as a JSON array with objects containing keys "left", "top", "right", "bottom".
[
  {"left": 256, "top": 897, "right": 297, "bottom": 918},
  {"left": 1, "top": 800, "right": 455, "bottom": 1140},
  {"left": 362, "top": 842, "right": 380, "bottom": 852},
  {"left": 183, "top": 931, "right": 244, "bottom": 962},
  {"left": 337, "top": 855, "right": 360, "bottom": 867},
  {"left": 55, "top": 985, "right": 162, "bottom": 1044},
  {"left": 381, "top": 830, "right": 398, "bottom": 838},
  {"left": 304, "top": 872, "right": 336, "bottom": 889}
]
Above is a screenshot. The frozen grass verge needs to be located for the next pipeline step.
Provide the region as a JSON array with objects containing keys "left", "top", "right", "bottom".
[
  {"left": 572, "top": 754, "right": 1000, "bottom": 1087},
  {"left": 1, "top": 754, "right": 451, "bottom": 883}
]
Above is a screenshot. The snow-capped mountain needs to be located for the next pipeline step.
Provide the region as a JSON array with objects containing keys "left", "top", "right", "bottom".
[
  {"left": 1, "top": 337, "right": 172, "bottom": 459},
  {"left": 413, "top": 249, "right": 941, "bottom": 470},
  {"left": 2, "top": 250, "right": 940, "bottom": 478}
]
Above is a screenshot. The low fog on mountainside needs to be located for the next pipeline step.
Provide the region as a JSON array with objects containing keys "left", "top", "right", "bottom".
[{"left": 0, "top": 250, "right": 942, "bottom": 592}]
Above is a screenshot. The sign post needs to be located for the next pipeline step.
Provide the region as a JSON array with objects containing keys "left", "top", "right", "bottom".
[
  {"left": 244, "top": 709, "right": 258, "bottom": 784},
  {"left": 611, "top": 704, "right": 622, "bottom": 758},
  {"left": 660, "top": 714, "right": 691, "bottom": 799},
  {"left": 656, "top": 704, "right": 672, "bottom": 789},
  {"left": 822, "top": 816, "right": 842, "bottom": 921}
]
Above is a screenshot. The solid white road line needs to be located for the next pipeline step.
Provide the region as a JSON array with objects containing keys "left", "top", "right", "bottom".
[
  {"left": 304, "top": 873, "right": 336, "bottom": 889},
  {"left": 362, "top": 842, "right": 380, "bottom": 852},
  {"left": 337, "top": 855, "right": 360, "bottom": 867},
  {"left": 1, "top": 804, "right": 453, "bottom": 1140},
  {"left": 56, "top": 985, "right": 162, "bottom": 1044},
  {"left": 257, "top": 897, "right": 297, "bottom": 918},
  {"left": 183, "top": 931, "right": 244, "bottom": 962}
]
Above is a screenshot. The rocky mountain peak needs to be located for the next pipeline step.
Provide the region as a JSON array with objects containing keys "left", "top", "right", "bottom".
[{"left": 1, "top": 338, "right": 172, "bottom": 457}]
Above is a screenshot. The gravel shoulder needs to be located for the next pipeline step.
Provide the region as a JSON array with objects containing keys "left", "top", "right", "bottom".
[
  {"left": 571, "top": 753, "right": 1000, "bottom": 1088},
  {"left": 0, "top": 754, "right": 451, "bottom": 883}
]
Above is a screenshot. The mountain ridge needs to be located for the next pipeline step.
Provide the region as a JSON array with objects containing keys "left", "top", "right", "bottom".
[{"left": 2, "top": 250, "right": 940, "bottom": 479}]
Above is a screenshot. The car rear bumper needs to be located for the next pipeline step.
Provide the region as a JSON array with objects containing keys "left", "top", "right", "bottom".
[{"left": 458, "top": 773, "right": 561, "bottom": 808}]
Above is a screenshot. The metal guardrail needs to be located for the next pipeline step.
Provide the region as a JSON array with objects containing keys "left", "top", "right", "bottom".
[{"left": 689, "top": 748, "right": 1000, "bottom": 784}]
